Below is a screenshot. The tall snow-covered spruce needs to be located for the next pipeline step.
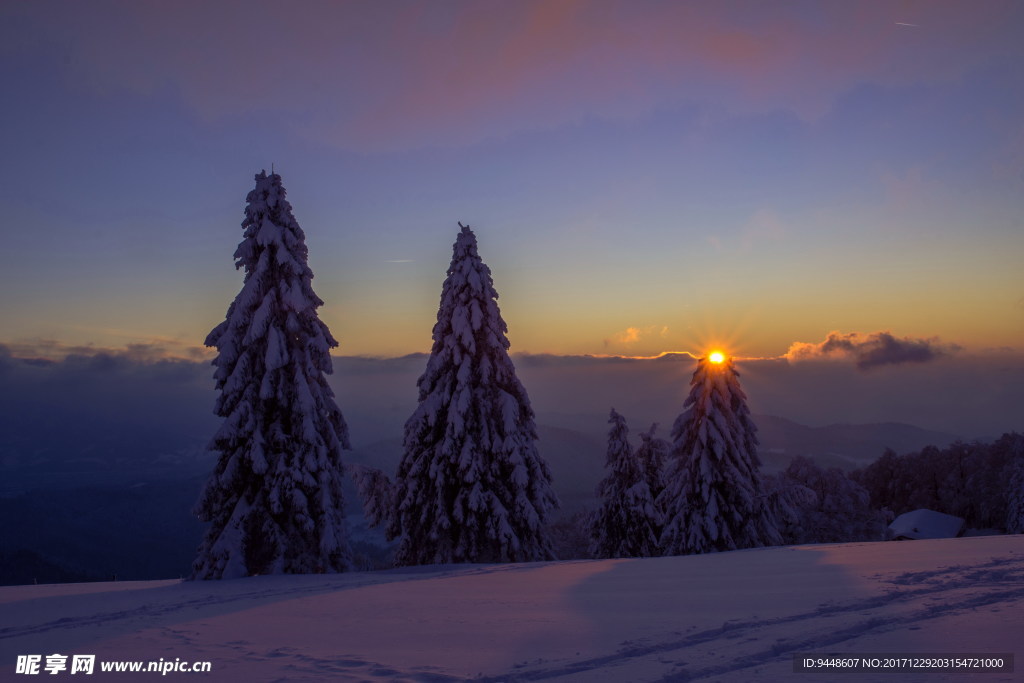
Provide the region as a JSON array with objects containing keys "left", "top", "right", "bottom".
[
  {"left": 192, "top": 170, "right": 352, "bottom": 579},
  {"left": 636, "top": 422, "right": 669, "bottom": 505},
  {"left": 387, "top": 222, "right": 558, "bottom": 565},
  {"left": 660, "top": 353, "right": 780, "bottom": 555},
  {"left": 1003, "top": 434, "right": 1024, "bottom": 534},
  {"left": 589, "top": 409, "right": 661, "bottom": 559}
]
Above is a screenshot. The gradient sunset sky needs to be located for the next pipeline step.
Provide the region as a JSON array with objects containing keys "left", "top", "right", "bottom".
[{"left": 1, "top": 0, "right": 1022, "bottom": 361}]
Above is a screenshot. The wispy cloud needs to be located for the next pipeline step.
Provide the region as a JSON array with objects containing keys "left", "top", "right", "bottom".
[
  {"left": 785, "top": 331, "right": 960, "bottom": 370},
  {"left": 603, "top": 325, "right": 669, "bottom": 349}
]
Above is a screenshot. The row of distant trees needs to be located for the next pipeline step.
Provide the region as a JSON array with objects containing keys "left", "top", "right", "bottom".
[
  {"left": 581, "top": 420, "right": 1024, "bottom": 560},
  {"left": 585, "top": 413, "right": 881, "bottom": 560},
  {"left": 853, "top": 434, "right": 1024, "bottom": 533},
  {"left": 586, "top": 350, "right": 783, "bottom": 560}
]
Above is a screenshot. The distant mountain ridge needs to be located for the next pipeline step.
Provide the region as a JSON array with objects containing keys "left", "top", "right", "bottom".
[
  {"left": 1, "top": 407, "right": 966, "bottom": 499},
  {"left": 753, "top": 414, "right": 964, "bottom": 472}
]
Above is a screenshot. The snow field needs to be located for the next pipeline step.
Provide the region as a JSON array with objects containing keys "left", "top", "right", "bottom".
[{"left": 1, "top": 535, "right": 1021, "bottom": 682}]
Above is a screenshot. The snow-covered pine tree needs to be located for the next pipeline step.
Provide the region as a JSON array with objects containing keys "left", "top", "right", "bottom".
[
  {"left": 762, "top": 470, "right": 817, "bottom": 544},
  {"left": 636, "top": 422, "right": 669, "bottom": 542},
  {"left": 589, "top": 409, "right": 661, "bottom": 559},
  {"left": 768, "top": 456, "right": 884, "bottom": 544},
  {"left": 192, "top": 170, "right": 352, "bottom": 579},
  {"left": 1007, "top": 462, "right": 1024, "bottom": 534},
  {"left": 1002, "top": 434, "right": 1024, "bottom": 534},
  {"left": 636, "top": 423, "right": 669, "bottom": 503},
  {"left": 660, "top": 353, "right": 781, "bottom": 555},
  {"left": 350, "top": 463, "right": 393, "bottom": 528},
  {"left": 387, "top": 222, "right": 558, "bottom": 566}
]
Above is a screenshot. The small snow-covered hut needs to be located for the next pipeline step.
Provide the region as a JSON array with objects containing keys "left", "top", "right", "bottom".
[{"left": 888, "top": 509, "right": 965, "bottom": 540}]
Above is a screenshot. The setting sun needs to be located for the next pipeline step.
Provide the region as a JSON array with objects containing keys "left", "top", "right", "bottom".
[{"left": 709, "top": 351, "right": 726, "bottom": 364}]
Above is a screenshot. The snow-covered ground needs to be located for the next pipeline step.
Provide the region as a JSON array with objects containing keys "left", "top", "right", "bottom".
[{"left": 1, "top": 536, "right": 1021, "bottom": 682}]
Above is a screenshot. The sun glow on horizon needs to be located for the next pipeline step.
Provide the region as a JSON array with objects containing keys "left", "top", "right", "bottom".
[{"left": 709, "top": 351, "right": 726, "bottom": 364}]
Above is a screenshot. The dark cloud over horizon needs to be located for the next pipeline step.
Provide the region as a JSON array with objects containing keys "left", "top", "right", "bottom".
[{"left": 785, "top": 331, "right": 960, "bottom": 370}]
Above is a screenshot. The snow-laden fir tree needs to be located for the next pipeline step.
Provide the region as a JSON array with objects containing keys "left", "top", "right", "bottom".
[
  {"left": 192, "top": 170, "right": 352, "bottom": 579},
  {"left": 387, "top": 222, "right": 558, "bottom": 565},
  {"left": 589, "top": 409, "right": 661, "bottom": 559},
  {"left": 636, "top": 422, "right": 669, "bottom": 542},
  {"left": 1006, "top": 463, "right": 1024, "bottom": 534},
  {"left": 660, "top": 353, "right": 780, "bottom": 555},
  {"left": 767, "top": 456, "right": 884, "bottom": 544},
  {"left": 636, "top": 423, "right": 669, "bottom": 503},
  {"left": 1002, "top": 434, "right": 1024, "bottom": 534}
]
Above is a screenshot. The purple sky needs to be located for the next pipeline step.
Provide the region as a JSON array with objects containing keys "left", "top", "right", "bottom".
[{"left": 0, "top": 1, "right": 1022, "bottom": 433}]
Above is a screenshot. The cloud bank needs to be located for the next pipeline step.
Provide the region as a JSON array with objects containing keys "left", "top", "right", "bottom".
[
  {"left": 1, "top": 338, "right": 212, "bottom": 363},
  {"left": 785, "top": 331, "right": 960, "bottom": 370}
]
